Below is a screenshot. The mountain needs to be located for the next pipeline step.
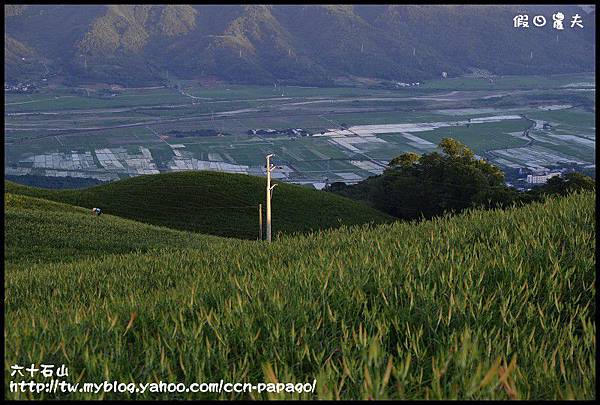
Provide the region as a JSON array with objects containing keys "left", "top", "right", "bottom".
[
  {"left": 4, "top": 5, "right": 595, "bottom": 86},
  {"left": 5, "top": 189, "right": 595, "bottom": 399},
  {"left": 4, "top": 34, "right": 45, "bottom": 79},
  {"left": 4, "top": 171, "right": 393, "bottom": 239}
]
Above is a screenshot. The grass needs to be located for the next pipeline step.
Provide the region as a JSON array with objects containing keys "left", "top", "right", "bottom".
[
  {"left": 421, "top": 73, "right": 595, "bottom": 91},
  {"left": 4, "top": 171, "right": 393, "bottom": 239},
  {"left": 4, "top": 191, "right": 595, "bottom": 399},
  {"left": 4, "top": 193, "right": 228, "bottom": 267}
]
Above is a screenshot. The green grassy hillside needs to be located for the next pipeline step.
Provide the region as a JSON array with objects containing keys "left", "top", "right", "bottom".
[
  {"left": 4, "top": 191, "right": 595, "bottom": 399},
  {"left": 5, "top": 171, "right": 393, "bottom": 239},
  {"left": 4, "top": 193, "right": 240, "bottom": 267}
]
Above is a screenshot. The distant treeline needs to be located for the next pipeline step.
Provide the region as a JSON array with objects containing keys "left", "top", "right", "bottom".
[{"left": 5, "top": 175, "right": 106, "bottom": 189}]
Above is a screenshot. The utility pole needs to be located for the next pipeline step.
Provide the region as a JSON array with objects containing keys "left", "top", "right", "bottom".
[
  {"left": 258, "top": 203, "right": 263, "bottom": 240},
  {"left": 265, "top": 154, "right": 278, "bottom": 242}
]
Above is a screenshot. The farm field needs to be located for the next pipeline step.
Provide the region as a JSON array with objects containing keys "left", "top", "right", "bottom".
[
  {"left": 4, "top": 188, "right": 595, "bottom": 399},
  {"left": 415, "top": 120, "right": 532, "bottom": 155},
  {"left": 4, "top": 192, "right": 226, "bottom": 266},
  {"left": 419, "top": 73, "right": 596, "bottom": 90},
  {"left": 5, "top": 74, "right": 595, "bottom": 186}
]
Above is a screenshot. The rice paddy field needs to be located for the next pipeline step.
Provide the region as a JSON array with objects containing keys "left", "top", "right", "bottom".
[
  {"left": 5, "top": 73, "right": 595, "bottom": 186},
  {"left": 4, "top": 188, "right": 596, "bottom": 399}
]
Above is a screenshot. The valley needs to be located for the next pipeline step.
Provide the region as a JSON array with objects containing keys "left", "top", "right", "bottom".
[{"left": 5, "top": 73, "right": 596, "bottom": 188}]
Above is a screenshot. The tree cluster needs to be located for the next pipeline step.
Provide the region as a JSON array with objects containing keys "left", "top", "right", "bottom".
[{"left": 327, "top": 138, "right": 594, "bottom": 220}]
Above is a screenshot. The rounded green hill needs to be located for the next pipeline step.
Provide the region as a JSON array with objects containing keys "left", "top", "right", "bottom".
[{"left": 5, "top": 171, "right": 393, "bottom": 239}]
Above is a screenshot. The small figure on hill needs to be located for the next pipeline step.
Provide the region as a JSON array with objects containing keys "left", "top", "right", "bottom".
[{"left": 92, "top": 207, "right": 102, "bottom": 216}]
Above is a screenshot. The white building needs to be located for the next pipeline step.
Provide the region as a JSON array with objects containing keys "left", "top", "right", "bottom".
[{"left": 526, "top": 172, "right": 560, "bottom": 184}]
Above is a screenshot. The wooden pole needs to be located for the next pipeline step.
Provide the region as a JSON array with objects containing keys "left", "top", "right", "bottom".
[
  {"left": 258, "top": 203, "right": 263, "bottom": 240},
  {"left": 266, "top": 155, "right": 272, "bottom": 242},
  {"left": 265, "top": 154, "right": 277, "bottom": 242}
]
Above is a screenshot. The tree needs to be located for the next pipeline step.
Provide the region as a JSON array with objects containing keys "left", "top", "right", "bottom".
[
  {"left": 327, "top": 138, "right": 595, "bottom": 221},
  {"left": 370, "top": 138, "right": 511, "bottom": 219},
  {"left": 328, "top": 138, "right": 516, "bottom": 220},
  {"left": 387, "top": 152, "right": 419, "bottom": 169},
  {"left": 439, "top": 137, "right": 474, "bottom": 159}
]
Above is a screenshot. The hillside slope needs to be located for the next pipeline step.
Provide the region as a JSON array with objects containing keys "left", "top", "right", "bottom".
[
  {"left": 4, "top": 192, "right": 595, "bottom": 399},
  {"left": 5, "top": 5, "right": 595, "bottom": 85},
  {"left": 4, "top": 192, "right": 236, "bottom": 267},
  {"left": 5, "top": 171, "right": 393, "bottom": 239}
]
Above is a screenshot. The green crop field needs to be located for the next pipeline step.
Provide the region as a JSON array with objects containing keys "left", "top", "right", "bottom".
[
  {"left": 4, "top": 193, "right": 226, "bottom": 266},
  {"left": 415, "top": 120, "right": 532, "bottom": 154},
  {"left": 527, "top": 108, "right": 596, "bottom": 130},
  {"left": 182, "top": 84, "right": 398, "bottom": 100},
  {"left": 5, "top": 90, "right": 190, "bottom": 113},
  {"left": 420, "top": 73, "right": 595, "bottom": 91},
  {"left": 4, "top": 184, "right": 595, "bottom": 399}
]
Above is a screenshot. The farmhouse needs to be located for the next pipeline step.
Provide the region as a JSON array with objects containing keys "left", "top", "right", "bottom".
[{"left": 526, "top": 172, "right": 561, "bottom": 184}]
